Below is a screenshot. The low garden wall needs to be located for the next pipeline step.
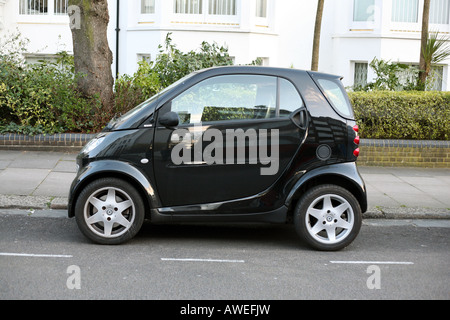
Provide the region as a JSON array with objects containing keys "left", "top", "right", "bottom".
[
  {"left": 0, "top": 133, "right": 448, "bottom": 168},
  {"left": 359, "top": 139, "right": 450, "bottom": 168}
]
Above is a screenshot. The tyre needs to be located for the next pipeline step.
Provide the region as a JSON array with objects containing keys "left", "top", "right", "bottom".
[
  {"left": 294, "top": 184, "right": 362, "bottom": 251},
  {"left": 74, "top": 178, "right": 145, "bottom": 245}
]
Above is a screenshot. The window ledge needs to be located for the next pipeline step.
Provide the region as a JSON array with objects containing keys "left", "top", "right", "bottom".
[{"left": 17, "top": 15, "right": 69, "bottom": 24}]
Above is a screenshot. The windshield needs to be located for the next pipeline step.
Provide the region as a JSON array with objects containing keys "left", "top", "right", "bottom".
[{"left": 107, "top": 72, "right": 199, "bottom": 130}]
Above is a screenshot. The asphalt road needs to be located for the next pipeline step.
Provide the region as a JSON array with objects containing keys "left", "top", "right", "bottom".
[{"left": 0, "top": 211, "right": 449, "bottom": 301}]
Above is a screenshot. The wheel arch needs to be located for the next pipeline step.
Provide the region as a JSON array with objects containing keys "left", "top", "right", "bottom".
[
  {"left": 68, "top": 161, "right": 160, "bottom": 218},
  {"left": 285, "top": 163, "right": 368, "bottom": 220}
]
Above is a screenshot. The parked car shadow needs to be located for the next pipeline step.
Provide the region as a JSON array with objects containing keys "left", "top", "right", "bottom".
[{"left": 134, "top": 221, "right": 308, "bottom": 250}]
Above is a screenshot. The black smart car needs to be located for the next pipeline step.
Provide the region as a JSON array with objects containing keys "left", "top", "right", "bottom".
[{"left": 68, "top": 66, "right": 367, "bottom": 251}]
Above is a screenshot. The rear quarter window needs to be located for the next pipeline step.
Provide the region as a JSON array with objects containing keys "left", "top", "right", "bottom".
[{"left": 316, "top": 78, "right": 354, "bottom": 119}]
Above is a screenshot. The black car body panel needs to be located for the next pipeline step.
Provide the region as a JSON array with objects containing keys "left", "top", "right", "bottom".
[{"left": 68, "top": 66, "right": 367, "bottom": 249}]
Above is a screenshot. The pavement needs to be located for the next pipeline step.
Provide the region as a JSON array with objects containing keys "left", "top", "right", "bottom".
[{"left": 0, "top": 149, "right": 449, "bottom": 219}]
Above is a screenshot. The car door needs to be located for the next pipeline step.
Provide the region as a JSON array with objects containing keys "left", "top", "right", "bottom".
[{"left": 153, "top": 74, "right": 308, "bottom": 208}]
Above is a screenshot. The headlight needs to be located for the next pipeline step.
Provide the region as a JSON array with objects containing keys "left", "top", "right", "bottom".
[{"left": 81, "top": 136, "right": 105, "bottom": 154}]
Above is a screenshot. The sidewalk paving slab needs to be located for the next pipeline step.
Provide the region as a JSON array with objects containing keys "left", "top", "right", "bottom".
[{"left": 0, "top": 150, "right": 449, "bottom": 219}]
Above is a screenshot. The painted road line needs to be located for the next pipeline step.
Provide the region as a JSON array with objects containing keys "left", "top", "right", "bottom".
[
  {"left": 161, "top": 258, "right": 245, "bottom": 263},
  {"left": 0, "top": 252, "right": 73, "bottom": 258},
  {"left": 330, "top": 260, "right": 414, "bottom": 265}
]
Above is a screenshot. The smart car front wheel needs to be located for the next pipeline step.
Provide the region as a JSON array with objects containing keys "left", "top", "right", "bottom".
[
  {"left": 75, "top": 178, "right": 145, "bottom": 245},
  {"left": 294, "top": 184, "right": 362, "bottom": 251}
]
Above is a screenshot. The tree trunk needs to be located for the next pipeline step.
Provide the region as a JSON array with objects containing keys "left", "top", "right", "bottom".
[
  {"left": 68, "top": 0, "right": 114, "bottom": 108},
  {"left": 311, "top": 0, "right": 325, "bottom": 71},
  {"left": 419, "top": 0, "right": 431, "bottom": 85}
]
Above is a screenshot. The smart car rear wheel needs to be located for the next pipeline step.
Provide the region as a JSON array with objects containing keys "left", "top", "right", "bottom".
[
  {"left": 75, "top": 178, "right": 145, "bottom": 245},
  {"left": 294, "top": 184, "right": 362, "bottom": 251}
]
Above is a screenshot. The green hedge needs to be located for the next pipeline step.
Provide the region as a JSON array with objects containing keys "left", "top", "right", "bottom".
[
  {"left": 348, "top": 91, "right": 450, "bottom": 140},
  {"left": 0, "top": 52, "right": 103, "bottom": 134}
]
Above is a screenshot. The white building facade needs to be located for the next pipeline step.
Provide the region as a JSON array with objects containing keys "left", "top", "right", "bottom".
[{"left": 1, "top": 0, "right": 449, "bottom": 90}]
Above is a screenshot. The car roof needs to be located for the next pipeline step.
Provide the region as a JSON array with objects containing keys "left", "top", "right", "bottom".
[
  {"left": 195, "top": 65, "right": 342, "bottom": 80},
  {"left": 196, "top": 65, "right": 306, "bottom": 77}
]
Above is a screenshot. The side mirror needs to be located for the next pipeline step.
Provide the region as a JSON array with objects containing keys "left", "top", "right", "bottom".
[{"left": 158, "top": 111, "right": 179, "bottom": 128}]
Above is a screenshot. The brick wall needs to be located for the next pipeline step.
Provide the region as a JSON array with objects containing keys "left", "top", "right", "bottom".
[
  {"left": 0, "top": 134, "right": 449, "bottom": 168},
  {"left": 0, "top": 133, "right": 95, "bottom": 151},
  {"left": 359, "top": 139, "right": 450, "bottom": 168}
]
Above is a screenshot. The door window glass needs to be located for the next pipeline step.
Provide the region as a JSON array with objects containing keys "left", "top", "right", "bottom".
[
  {"left": 171, "top": 75, "right": 277, "bottom": 124},
  {"left": 279, "top": 78, "right": 304, "bottom": 117}
]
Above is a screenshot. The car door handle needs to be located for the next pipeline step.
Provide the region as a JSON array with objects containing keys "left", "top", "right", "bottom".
[{"left": 290, "top": 108, "right": 308, "bottom": 130}]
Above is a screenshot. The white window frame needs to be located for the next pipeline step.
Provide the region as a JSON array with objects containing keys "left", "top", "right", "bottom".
[
  {"left": 173, "top": 0, "right": 208, "bottom": 23},
  {"left": 141, "top": 0, "right": 156, "bottom": 14},
  {"left": 53, "top": 0, "right": 68, "bottom": 15},
  {"left": 351, "top": 0, "right": 377, "bottom": 30},
  {"left": 388, "top": 0, "right": 450, "bottom": 33},
  {"left": 137, "top": 53, "right": 152, "bottom": 64},
  {"left": 255, "top": 0, "right": 270, "bottom": 27},
  {"left": 353, "top": 61, "right": 369, "bottom": 88},
  {"left": 138, "top": 0, "right": 157, "bottom": 24},
  {"left": 429, "top": 0, "right": 450, "bottom": 32},
  {"left": 17, "top": 0, "right": 69, "bottom": 23},
  {"left": 390, "top": 0, "right": 421, "bottom": 32},
  {"left": 170, "top": 0, "right": 240, "bottom": 27}
]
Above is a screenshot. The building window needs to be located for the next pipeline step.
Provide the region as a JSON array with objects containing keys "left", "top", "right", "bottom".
[
  {"left": 391, "top": 0, "right": 419, "bottom": 23},
  {"left": 427, "top": 66, "right": 444, "bottom": 91},
  {"left": 398, "top": 64, "right": 444, "bottom": 91},
  {"left": 256, "top": 0, "right": 267, "bottom": 18},
  {"left": 354, "top": 62, "right": 368, "bottom": 88},
  {"left": 19, "top": 0, "right": 48, "bottom": 15},
  {"left": 430, "top": 0, "right": 450, "bottom": 24},
  {"left": 174, "top": 0, "right": 203, "bottom": 14},
  {"left": 353, "top": 0, "right": 375, "bottom": 22},
  {"left": 19, "top": 0, "right": 69, "bottom": 15},
  {"left": 141, "top": 0, "right": 156, "bottom": 14},
  {"left": 209, "top": 0, "right": 236, "bottom": 15},
  {"left": 173, "top": 0, "right": 238, "bottom": 15},
  {"left": 137, "top": 53, "right": 152, "bottom": 64},
  {"left": 54, "top": 0, "right": 68, "bottom": 15}
]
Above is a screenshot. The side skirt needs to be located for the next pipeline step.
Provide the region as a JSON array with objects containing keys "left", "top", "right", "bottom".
[{"left": 149, "top": 206, "right": 289, "bottom": 224}]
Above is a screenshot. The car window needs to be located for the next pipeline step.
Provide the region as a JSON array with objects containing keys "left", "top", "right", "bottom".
[
  {"left": 109, "top": 72, "right": 197, "bottom": 129},
  {"left": 279, "top": 78, "right": 304, "bottom": 117},
  {"left": 316, "top": 78, "right": 353, "bottom": 118},
  {"left": 171, "top": 75, "right": 277, "bottom": 124}
]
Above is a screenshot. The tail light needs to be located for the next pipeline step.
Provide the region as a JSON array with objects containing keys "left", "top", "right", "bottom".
[{"left": 353, "top": 125, "right": 360, "bottom": 158}]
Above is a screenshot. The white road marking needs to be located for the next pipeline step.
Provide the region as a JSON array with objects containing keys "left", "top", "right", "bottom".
[
  {"left": 161, "top": 258, "right": 245, "bottom": 263},
  {"left": 0, "top": 252, "right": 73, "bottom": 258},
  {"left": 330, "top": 260, "right": 414, "bottom": 265}
]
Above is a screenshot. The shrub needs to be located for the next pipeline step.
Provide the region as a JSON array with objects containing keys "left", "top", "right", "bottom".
[
  {"left": 0, "top": 53, "right": 102, "bottom": 134},
  {"left": 152, "top": 33, "right": 234, "bottom": 88},
  {"left": 113, "top": 33, "right": 234, "bottom": 115},
  {"left": 0, "top": 32, "right": 103, "bottom": 134},
  {"left": 349, "top": 91, "right": 450, "bottom": 140}
]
